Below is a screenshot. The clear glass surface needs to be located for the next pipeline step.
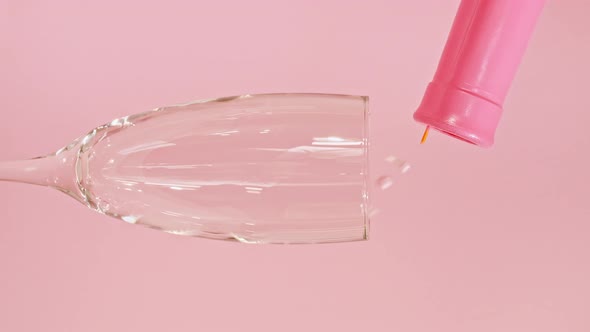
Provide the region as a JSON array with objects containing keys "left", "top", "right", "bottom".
[{"left": 0, "top": 93, "right": 370, "bottom": 244}]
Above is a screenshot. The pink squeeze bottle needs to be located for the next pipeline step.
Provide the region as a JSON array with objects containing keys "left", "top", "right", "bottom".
[{"left": 414, "top": 0, "right": 546, "bottom": 148}]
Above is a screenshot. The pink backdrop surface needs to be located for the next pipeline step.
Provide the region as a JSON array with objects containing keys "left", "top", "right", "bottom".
[{"left": 1, "top": 1, "right": 589, "bottom": 331}]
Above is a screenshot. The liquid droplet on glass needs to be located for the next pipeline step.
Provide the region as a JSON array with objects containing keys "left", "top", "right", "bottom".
[
  {"left": 368, "top": 207, "right": 381, "bottom": 218},
  {"left": 385, "top": 155, "right": 398, "bottom": 163},
  {"left": 368, "top": 156, "right": 411, "bottom": 222},
  {"left": 401, "top": 162, "right": 411, "bottom": 174},
  {"left": 376, "top": 176, "right": 394, "bottom": 190},
  {"left": 374, "top": 155, "right": 410, "bottom": 191}
]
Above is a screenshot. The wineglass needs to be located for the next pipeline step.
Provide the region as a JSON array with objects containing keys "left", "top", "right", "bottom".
[{"left": 0, "top": 93, "right": 370, "bottom": 244}]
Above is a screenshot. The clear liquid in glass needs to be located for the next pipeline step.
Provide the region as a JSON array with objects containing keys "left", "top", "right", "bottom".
[{"left": 71, "top": 94, "right": 370, "bottom": 244}]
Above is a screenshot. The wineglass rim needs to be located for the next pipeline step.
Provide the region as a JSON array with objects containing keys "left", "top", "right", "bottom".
[
  {"left": 361, "top": 95, "right": 370, "bottom": 240},
  {"left": 172, "top": 93, "right": 369, "bottom": 106}
]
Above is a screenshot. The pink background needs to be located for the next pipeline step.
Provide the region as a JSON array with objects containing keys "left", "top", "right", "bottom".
[{"left": 1, "top": 0, "right": 588, "bottom": 331}]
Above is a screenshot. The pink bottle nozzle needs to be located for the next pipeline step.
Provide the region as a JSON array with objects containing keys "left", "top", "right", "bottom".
[{"left": 414, "top": 0, "right": 545, "bottom": 148}]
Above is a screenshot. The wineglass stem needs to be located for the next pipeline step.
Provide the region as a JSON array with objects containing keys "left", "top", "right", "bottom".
[
  {"left": 0, "top": 150, "right": 85, "bottom": 202},
  {"left": 0, "top": 157, "right": 56, "bottom": 186}
]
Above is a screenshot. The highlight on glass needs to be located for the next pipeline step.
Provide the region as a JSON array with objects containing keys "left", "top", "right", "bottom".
[{"left": 0, "top": 94, "right": 370, "bottom": 244}]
